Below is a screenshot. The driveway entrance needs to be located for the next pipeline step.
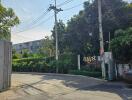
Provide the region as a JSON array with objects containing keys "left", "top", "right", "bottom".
[{"left": 0, "top": 73, "right": 131, "bottom": 100}]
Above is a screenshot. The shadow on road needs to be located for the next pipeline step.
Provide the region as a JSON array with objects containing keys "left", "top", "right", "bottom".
[{"left": 13, "top": 73, "right": 132, "bottom": 100}]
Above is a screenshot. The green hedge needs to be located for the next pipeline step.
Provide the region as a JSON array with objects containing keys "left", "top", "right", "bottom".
[
  {"left": 12, "top": 57, "right": 56, "bottom": 73},
  {"left": 12, "top": 53, "right": 77, "bottom": 74},
  {"left": 13, "top": 56, "right": 54, "bottom": 62},
  {"left": 69, "top": 70, "right": 102, "bottom": 78}
]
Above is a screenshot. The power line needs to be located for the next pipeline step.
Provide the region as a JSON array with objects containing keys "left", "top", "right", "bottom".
[
  {"left": 63, "top": 3, "right": 83, "bottom": 11},
  {"left": 21, "top": 0, "right": 53, "bottom": 24},
  {"left": 14, "top": 0, "right": 54, "bottom": 31},
  {"left": 17, "top": 10, "right": 50, "bottom": 32},
  {"left": 0, "top": 3, "right": 50, "bottom": 33},
  {"left": 14, "top": 2, "right": 84, "bottom": 34},
  {"left": 12, "top": 33, "right": 34, "bottom": 40},
  {"left": 13, "top": 15, "right": 54, "bottom": 34},
  {"left": 26, "top": 10, "right": 49, "bottom": 27},
  {"left": 57, "top": 0, "right": 74, "bottom": 7},
  {"left": 12, "top": 0, "right": 75, "bottom": 34}
]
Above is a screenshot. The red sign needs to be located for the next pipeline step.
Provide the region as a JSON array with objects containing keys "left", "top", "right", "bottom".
[{"left": 100, "top": 48, "right": 104, "bottom": 56}]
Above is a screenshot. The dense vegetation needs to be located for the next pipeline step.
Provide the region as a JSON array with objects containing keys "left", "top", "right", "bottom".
[
  {"left": 110, "top": 27, "right": 132, "bottom": 64},
  {"left": 12, "top": 53, "right": 77, "bottom": 74},
  {"left": 52, "top": 0, "right": 132, "bottom": 57}
]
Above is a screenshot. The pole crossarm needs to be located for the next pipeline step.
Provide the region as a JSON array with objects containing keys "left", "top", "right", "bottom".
[{"left": 48, "top": 4, "right": 63, "bottom": 13}]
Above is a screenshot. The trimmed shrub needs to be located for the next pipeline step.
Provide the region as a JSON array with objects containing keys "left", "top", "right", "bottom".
[
  {"left": 12, "top": 57, "right": 54, "bottom": 72},
  {"left": 12, "top": 53, "right": 77, "bottom": 74}
]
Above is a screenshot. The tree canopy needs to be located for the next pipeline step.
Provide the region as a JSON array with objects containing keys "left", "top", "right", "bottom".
[
  {"left": 0, "top": 4, "right": 19, "bottom": 40},
  {"left": 52, "top": 0, "right": 132, "bottom": 56}
]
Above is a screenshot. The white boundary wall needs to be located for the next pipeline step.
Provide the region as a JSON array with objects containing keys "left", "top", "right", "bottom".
[
  {"left": 0, "top": 41, "right": 12, "bottom": 91},
  {"left": 117, "top": 64, "right": 130, "bottom": 77}
]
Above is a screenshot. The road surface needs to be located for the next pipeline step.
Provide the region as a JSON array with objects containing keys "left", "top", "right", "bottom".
[{"left": 0, "top": 73, "right": 132, "bottom": 100}]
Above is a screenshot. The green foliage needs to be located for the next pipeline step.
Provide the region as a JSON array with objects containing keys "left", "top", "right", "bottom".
[
  {"left": 22, "top": 49, "right": 30, "bottom": 58},
  {"left": 13, "top": 53, "right": 22, "bottom": 59},
  {"left": 69, "top": 70, "right": 102, "bottom": 78},
  {"left": 52, "top": 20, "right": 67, "bottom": 54},
  {"left": 12, "top": 53, "right": 77, "bottom": 74},
  {"left": 12, "top": 49, "right": 22, "bottom": 59},
  {"left": 110, "top": 27, "right": 132, "bottom": 63},
  {"left": 52, "top": 0, "right": 132, "bottom": 55},
  {"left": 49, "top": 53, "right": 77, "bottom": 73},
  {"left": 39, "top": 36, "right": 55, "bottom": 57},
  {"left": 12, "top": 57, "right": 55, "bottom": 72},
  {"left": 0, "top": 4, "right": 19, "bottom": 40},
  {"left": 12, "top": 48, "right": 45, "bottom": 59}
]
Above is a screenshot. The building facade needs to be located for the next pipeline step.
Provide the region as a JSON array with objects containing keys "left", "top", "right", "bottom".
[{"left": 13, "top": 40, "right": 43, "bottom": 53}]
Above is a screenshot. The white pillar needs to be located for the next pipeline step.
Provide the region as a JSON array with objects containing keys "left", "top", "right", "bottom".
[
  {"left": 78, "top": 55, "right": 81, "bottom": 70},
  {"left": 0, "top": 41, "right": 12, "bottom": 91}
]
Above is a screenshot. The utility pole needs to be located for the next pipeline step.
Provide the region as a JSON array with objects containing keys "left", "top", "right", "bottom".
[
  {"left": 48, "top": 0, "right": 62, "bottom": 72},
  {"left": 108, "top": 32, "right": 111, "bottom": 50},
  {"left": 98, "top": 0, "right": 106, "bottom": 79}
]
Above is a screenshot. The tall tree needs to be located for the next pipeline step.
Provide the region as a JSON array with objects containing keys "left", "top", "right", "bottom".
[
  {"left": 65, "top": 0, "right": 132, "bottom": 55},
  {"left": 0, "top": 4, "right": 19, "bottom": 40},
  {"left": 52, "top": 20, "right": 67, "bottom": 54},
  {"left": 51, "top": 0, "right": 132, "bottom": 57}
]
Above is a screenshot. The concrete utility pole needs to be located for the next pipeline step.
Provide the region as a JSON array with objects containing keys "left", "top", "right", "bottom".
[
  {"left": 108, "top": 32, "right": 111, "bottom": 50},
  {"left": 48, "top": 0, "right": 63, "bottom": 61},
  {"left": 77, "top": 55, "right": 81, "bottom": 70},
  {"left": 98, "top": 0, "right": 106, "bottom": 79}
]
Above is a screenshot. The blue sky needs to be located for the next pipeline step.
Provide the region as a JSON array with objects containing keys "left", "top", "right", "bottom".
[{"left": 2, "top": 0, "right": 132, "bottom": 44}]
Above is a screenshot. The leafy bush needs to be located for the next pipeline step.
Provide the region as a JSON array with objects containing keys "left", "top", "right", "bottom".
[
  {"left": 69, "top": 70, "right": 102, "bottom": 78},
  {"left": 110, "top": 27, "right": 132, "bottom": 63},
  {"left": 48, "top": 53, "right": 77, "bottom": 73},
  {"left": 12, "top": 57, "right": 55, "bottom": 72},
  {"left": 12, "top": 53, "right": 77, "bottom": 74}
]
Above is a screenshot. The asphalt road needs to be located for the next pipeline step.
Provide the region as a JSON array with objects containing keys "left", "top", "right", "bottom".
[{"left": 0, "top": 73, "right": 132, "bottom": 100}]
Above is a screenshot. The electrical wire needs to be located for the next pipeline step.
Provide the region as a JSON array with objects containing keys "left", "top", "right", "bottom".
[
  {"left": 12, "top": 33, "right": 34, "bottom": 40},
  {"left": 26, "top": 10, "right": 49, "bottom": 27},
  {"left": 17, "top": 10, "right": 50, "bottom": 32},
  {"left": 12, "top": 0, "right": 76, "bottom": 34},
  {"left": 12, "top": 0, "right": 88, "bottom": 35},
  {"left": 14, "top": 2, "right": 85, "bottom": 34},
  {"left": 57, "top": 0, "right": 75, "bottom": 7},
  {"left": 13, "top": 15, "right": 54, "bottom": 34},
  {"left": 63, "top": 3, "right": 83, "bottom": 11}
]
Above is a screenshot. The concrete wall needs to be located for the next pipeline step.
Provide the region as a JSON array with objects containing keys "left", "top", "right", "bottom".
[
  {"left": 0, "top": 41, "right": 12, "bottom": 91},
  {"left": 117, "top": 64, "right": 130, "bottom": 77}
]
